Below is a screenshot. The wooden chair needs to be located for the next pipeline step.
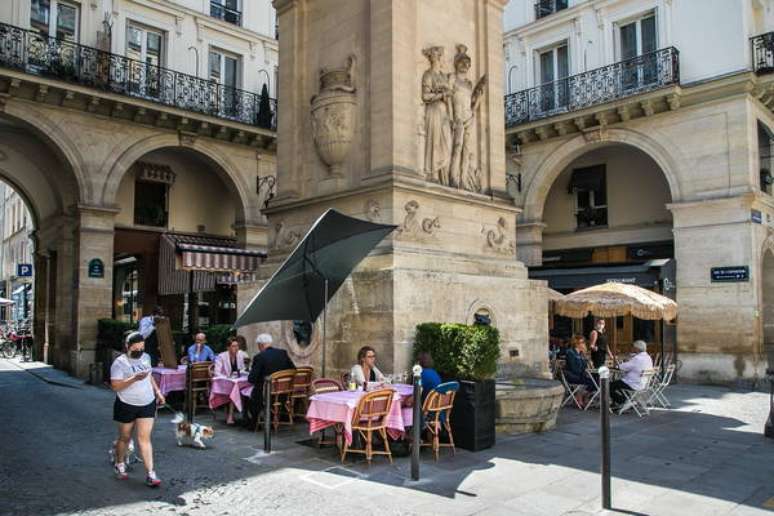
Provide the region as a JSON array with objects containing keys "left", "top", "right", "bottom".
[
  {"left": 311, "top": 378, "right": 343, "bottom": 447},
  {"left": 291, "top": 366, "right": 314, "bottom": 413},
  {"left": 341, "top": 388, "right": 394, "bottom": 465},
  {"left": 269, "top": 369, "right": 297, "bottom": 431},
  {"left": 420, "top": 381, "right": 458, "bottom": 460},
  {"left": 187, "top": 362, "right": 213, "bottom": 418}
]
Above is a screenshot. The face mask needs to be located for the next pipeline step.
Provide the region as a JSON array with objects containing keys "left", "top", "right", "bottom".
[{"left": 129, "top": 350, "right": 143, "bottom": 359}]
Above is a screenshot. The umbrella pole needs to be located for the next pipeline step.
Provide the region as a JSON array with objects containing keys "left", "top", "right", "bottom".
[{"left": 322, "top": 279, "right": 328, "bottom": 378}]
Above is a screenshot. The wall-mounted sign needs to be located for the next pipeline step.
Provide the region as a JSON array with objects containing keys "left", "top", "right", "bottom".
[
  {"left": 752, "top": 209, "right": 763, "bottom": 224},
  {"left": 605, "top": 277, "right": 637, "bottom": 284},
  {"left": 710, "top": 266, "right": 749, "bottom": 283},
  {"left": 16, "top": 264, "right": 32, "bottom": 277},
  {"left": 88, "top": 258, "right": 104, "bottom": 278}
]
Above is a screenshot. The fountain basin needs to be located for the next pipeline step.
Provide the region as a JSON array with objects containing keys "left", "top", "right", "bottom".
[{"left": 495, "top": 378, "right": 564, "bottom": 434}]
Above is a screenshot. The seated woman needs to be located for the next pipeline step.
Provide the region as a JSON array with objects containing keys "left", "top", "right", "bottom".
[
  {"left": 214, "top": 337, "right": 249, "bottom": 425},
  {"left": 350, "top": 346, "right": 385, "bottom": 388},
  {"left": 564, "top": 335, "right": 596, "bottom": 402},
  {"left": 417, "top": 351, "right": 441, "bottom": 396}
]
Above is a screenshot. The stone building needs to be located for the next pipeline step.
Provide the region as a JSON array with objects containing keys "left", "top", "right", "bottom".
[
  {"left": 503, "top": 0, "right": 774, "bottom": 383},
  {"left": 0, "top": 183, "right": 34, "bottom": 322},
  {"left": 0, "top": 0, "right": 278, "bottom": 376}
]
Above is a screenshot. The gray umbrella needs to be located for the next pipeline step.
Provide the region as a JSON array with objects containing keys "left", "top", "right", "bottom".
[{"left": 234, "top": 209, "right": 396, "bottom": 375}]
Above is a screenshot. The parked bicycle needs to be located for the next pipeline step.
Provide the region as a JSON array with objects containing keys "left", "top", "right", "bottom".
[{"left": 0, "top": 320, "right": 33, "bottom": 361}]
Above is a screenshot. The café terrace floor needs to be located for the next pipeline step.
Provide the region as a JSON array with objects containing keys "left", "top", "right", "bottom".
[{"left": 1, "top": 357, "right": 772, "bottom": 516}]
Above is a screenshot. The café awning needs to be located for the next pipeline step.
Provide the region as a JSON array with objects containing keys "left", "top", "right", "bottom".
[{"left": 177, "top": 241, "right": 265, "bottom": 273}]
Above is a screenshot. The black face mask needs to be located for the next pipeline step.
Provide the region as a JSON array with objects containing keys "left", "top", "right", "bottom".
[{"left": 129, "top": 350, "right": 143, "bottom": 359}]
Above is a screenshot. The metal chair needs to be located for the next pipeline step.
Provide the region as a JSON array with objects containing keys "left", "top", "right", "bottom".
[
  {"left": 648, "top": 363, "right": 676, "bottom": 408},
  {"left": 187, "top": 362, "right": 214, "bottom": 418},
  {"left": 420, "top": 381, "right": 458, "bottom": 460},
  {"left": 341, "top": 388, "right": 394, "bottom": 465},
  {"left": 291, "top": 366, "right": 314, "bottom": 413},
  {"left": 618, "top": 368, "right": 658, "bottom": 417},
  {"left": 584, "top": 368, "right": 602, "bottom": 411},
  {"left": 269, "top": 369, "right": 297, "bottom": 431},
  {"left": 557, "top": 363, "right": 584, "bottom": 409}
]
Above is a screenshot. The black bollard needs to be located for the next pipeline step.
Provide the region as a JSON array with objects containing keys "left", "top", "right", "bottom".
[
  {"left": 263, "top": 379, "right": 272, "bottom": 453},
  {"left": 411, "top": 366, "right": 422, "bottom": 481},
  {"left": 186, "top": 362, "right": 193, "bottom": 423},
  {"left": 600, "top": 366, "right": 611, "bottom": 510}
]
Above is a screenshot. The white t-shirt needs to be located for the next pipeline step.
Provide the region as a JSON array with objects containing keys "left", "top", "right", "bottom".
[{"left": 110, "top": 353, "right": 155, "bottom": 406}]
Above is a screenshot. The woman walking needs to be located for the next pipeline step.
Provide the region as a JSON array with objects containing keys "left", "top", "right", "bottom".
[{"left": 110, "top": 331, "right": 165, "bottom": 487}]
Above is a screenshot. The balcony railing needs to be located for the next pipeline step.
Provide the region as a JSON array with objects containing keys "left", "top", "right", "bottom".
[
  {"left": 535, "top": 0, "right": 568, "bottom": 20},
  {"left": 752, "top": 31, "right": 774, "bottom": 75},
  {"left": 0, "top": 22, "right": 276, "bottom": 130},
  {"left": 505, "top": 47, "right": 679, "bottom": 128},
  {"left": 210, "top": 1, "right": 242, "bottom": 26}
]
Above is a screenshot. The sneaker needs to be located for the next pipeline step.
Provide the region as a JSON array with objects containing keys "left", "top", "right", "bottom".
[
  {"left": 114, "top": 463, "right": 128, "bottom": 480},
  {"left": 145, "top": 471, "right": 161, "bottom": 488}
]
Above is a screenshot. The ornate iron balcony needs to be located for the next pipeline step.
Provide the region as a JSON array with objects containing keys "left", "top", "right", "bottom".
[
  {"left": 0, "top": 22, "right": 276, "bottom": 130},
  {"left": 505, "top": 47, "right": 679, "bottom": 128},
  {"left": 752, "top": 31, "right": 774, "bottom": 75},
  {"left": 210, "top": 1, "right": 242, "bottom": 26},
  {"left": 534, "top": 0, "right": 568, "bottom": 20}
]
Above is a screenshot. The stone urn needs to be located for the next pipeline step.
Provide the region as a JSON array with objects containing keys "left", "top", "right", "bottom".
[{"left": 310, "top": 55, "right": 357, "bottom": 177}]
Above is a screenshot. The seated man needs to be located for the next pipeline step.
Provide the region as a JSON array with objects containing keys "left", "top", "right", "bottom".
[
  {"left": 186, "top": 332, "right": 215, "bottom": 364},
  {"left": 610, "top": 340, "right": 653, "bottom": 407},
  {"left": 246, "top": 333, "right": 295, "bottom": 427}
]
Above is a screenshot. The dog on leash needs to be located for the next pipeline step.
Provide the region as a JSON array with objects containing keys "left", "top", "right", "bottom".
[{"left": 171, "top": 412, "right": 214, "bottom": 449}]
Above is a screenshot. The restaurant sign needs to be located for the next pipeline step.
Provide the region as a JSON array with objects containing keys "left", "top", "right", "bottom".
[{"left": 710, "top": 266, "right": 749, "bottom": 283}]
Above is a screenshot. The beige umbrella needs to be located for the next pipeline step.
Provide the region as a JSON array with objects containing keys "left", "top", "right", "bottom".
[
  {"left": 554, "top": 282, "right": 677, "bottom": 321},
  {"left": 546, "top": 288, "right": 565, "bottom": 302}
]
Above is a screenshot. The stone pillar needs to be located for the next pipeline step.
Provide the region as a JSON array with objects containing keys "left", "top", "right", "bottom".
[
  {"left": 32, "top": 249, "right": 49, "bottom": 362},
  {"left": 516, "top": 221, "right": 546, "bottom": 267},
  {"left": 235, "top": 222, "right": 269, "bottom": 250}
]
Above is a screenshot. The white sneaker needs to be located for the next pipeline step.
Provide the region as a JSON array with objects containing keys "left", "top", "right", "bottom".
[
  {"left": 114, "top": 462, "right": 128, "bottom": 480},
  {"left": 145, "top": 470, "right": 161, "bottom": 488}
]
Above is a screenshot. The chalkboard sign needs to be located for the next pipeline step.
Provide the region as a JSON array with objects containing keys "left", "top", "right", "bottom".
[
  {"left": 710, "top": 266, "right": 749, "bottom": 283},
  {"left": 88, "top": 258, "right": 104, "bottom": 278}
]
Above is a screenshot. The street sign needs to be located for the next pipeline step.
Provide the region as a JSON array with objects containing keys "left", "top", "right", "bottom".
[
  {"left": 710, "top": 266, "right": 749, "bottom": 283},
  {"left": 16, "top": 264, "right": 32, "bottom": 277},
  {"left": 88, "top": 258, "right": 104, "bottom": 278}
]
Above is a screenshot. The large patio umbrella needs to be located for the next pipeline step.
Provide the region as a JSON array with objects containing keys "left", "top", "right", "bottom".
[
  {"left": 234, "top": 209, "right": 397, "bottom": 375},
  {"left": 546, "top": 288, "right": 564, "bottom": 303}
]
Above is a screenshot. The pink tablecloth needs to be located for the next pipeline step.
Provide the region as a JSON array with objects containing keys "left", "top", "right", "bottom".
[
  {"left": 306, "top": 384, "right": 415, "bottom": 445},
  {"left": 152, "top": 366, "right": 187, "bottom": 396},
  {"left": 209, "top": 375, "right": 253, "bottom": 412}
]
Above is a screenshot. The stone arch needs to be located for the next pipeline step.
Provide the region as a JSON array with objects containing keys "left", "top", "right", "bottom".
[
  {"left": 100, "top": 134, "right": 254, "bottom": 223},
  {"left": 521, "top": 127, "right": 684, "bottom": 223},
  {"left": 0, "top": 168, "right": 41, "bottom": 231}
]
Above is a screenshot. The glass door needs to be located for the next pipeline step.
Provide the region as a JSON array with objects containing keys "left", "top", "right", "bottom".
[
  {"left": 209, "top": 50, "right": 240, "bottom": 118},
  {"left": 538, "top": 43, "right": 569, "bottom": 113},
  {"left": 126, "top": 24, "right": 163, "bottom": 99},
  {"left": 620, "top": 14, "right": 657, "bottom": 91}
]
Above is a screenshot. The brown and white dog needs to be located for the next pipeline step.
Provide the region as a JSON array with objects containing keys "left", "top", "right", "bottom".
[{"left": 171, "top": 412, "right": 214, "bottom": 449}]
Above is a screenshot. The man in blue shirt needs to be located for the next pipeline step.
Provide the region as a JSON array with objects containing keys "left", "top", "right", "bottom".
[
  {"left": 186, "top": 332, "right": 215, "bottom": 363},
  {"left": 418, "top": 352, "right": 441, "bottom": 395}
]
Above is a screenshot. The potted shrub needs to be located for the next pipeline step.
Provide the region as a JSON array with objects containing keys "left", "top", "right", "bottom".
[{"left": 414, "top": 322, "right": 500, "bottom": 451}]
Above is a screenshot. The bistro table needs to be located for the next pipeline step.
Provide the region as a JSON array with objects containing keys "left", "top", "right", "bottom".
[
  {"left": 306, "top": 383, "right": 414, "bottom": 445},
  {"left": 151, "top": 365, "right": 187, "bottom": 396},
  {"left": 209, "top": 374, "right": 253, "bottom": 413}
]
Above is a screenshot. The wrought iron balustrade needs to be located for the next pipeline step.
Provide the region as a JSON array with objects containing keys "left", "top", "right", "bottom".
[
  {"left": 534, "top": 0, "right": 568, "bottom": 20},
  {"left": 209, "top": 1, "right": 242, "bottom": 26},
  {"left": 752, "top": 31, "right": 774, "bottom": 75},
  {"left": 504, "top": 46, "right": 680, "bottom": 128},
  {"left": 0, "top": 22, "right": 276, "bottom": 130}
]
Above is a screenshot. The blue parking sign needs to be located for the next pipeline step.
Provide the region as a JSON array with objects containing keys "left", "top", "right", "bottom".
[{"left": 17, "top": 264, "right": 32, "bottom": 277}]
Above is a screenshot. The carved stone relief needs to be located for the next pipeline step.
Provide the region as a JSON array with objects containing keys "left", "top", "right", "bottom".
[
  {"left": 421, "top": 44, "right": 486, "bottom": 193},
  {"left": 395, "top": 200, "right": 440, "bottom": 241},
  {"left": 272, "top": 220, "right": 301, "bottom": 251},
  {"left": 311, "top": 55, "right": 357, "bottom": 177},
  {"left": 364, "top": 199, "right": 381, "bottom": 222},
  {"left": 482, "top": 217, "right": 515, "bottom": 255}
]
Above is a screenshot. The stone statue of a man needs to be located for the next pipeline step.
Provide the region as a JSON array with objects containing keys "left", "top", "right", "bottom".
[{"left": 449, "top": 44, "right": 486, "bottom": 192}]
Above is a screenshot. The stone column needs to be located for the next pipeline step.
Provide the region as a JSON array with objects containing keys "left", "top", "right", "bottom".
[{"left": 516, "top": 221, "right": 546, "bottom": 267}]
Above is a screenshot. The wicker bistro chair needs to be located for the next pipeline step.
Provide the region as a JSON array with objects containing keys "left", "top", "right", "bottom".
[
  {"left": 291, "top": 366, "right": 314, "bottom": 413},
  {"left": 420, "top": 381, "right": 459, "bottom": 461},
  {"left": 341, "top": 388, "right": 395, "bottom": 465},
  {"left": 187, "top": 362, "right": 214, "bottom": 418},
  {"left": 311, "top": 378, "right": 344, "bottom": 447},
  {"left": 268, "top": 369, "right": 297, "bottom": 431}
]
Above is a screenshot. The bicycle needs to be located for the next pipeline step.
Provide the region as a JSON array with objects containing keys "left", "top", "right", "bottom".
[{"left": 0, "top": 338, "right": 14, "bottom": 359}]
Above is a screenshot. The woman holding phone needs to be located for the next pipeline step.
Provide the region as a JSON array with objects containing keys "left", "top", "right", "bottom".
[{"left": 110, "top": 331, "right": 165, "bottom": 487}]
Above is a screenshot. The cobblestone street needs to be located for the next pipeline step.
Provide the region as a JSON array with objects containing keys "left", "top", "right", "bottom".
[{"left": 1, "top": 358, "right": 773, "bottom": 516}]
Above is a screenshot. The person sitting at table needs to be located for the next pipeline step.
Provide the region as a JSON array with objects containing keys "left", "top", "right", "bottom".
[
  {"left": 417, "top": 351, "right": 441, "bottom": 398},
  {"left": 185, "top": 332, "right": 216, "bottom": 364},
  {"left": 246, "top": 333, "right": 295, "bottom": 428},
  {"left": 214, "top": 337, "right": 249, "bottom": 425},
  {"left": 610, "top": 340, "right": 654, "bottom": 408},
  {"left": 564, "top": 335, "right": 596, "bottom": 406},
  {"left": 350, "top": 346, "right": 385, "bottom": 388}
]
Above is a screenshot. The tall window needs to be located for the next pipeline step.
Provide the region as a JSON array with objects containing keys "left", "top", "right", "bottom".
[
  {"left": 619, "top": 13, "right": 657, "bottom": 90},
  {"left": 30, "top": 0, "right": 79, "bottom": 42},
  {"left": 759, "top": 122, "right": 774, "bottom": 195},
  {"left": 126, "top": 24, "right": 164, "bottom": 98},
  {"left": 538, "top": 42, "right": 569, "bottom": 113},
  {"left": 209, "top": 49, "right": 240, "bottom": 116},
  {"left": 535, "top": 0, "right": 568, "bottom": 20},
  {"left": 570, "top": 165, "right": 608, "bottom": 229},
  {"left": 210, "top": 0, "right": 241, "bottom": 26},
  {"left": 134, "top": 181, "right": 168, "bottom": 227}
]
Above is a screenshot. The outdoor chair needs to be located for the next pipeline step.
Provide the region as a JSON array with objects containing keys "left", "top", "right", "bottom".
[
  {"left": 187, "top": 362, "right": 214, "bottom": 418},
  {"left": 340, "top": 372, "right": 351, "bottom": 388},
  {"left": 419, "top": 381, "right": 458, "bottom": 460},
  {"left": 583, "top": 367, "right": 602, "bottom": 411},
  {"left": 291, "top": 366, "right": 314, "bottom": 413},
  {"left": 311, "top": 378, "right": 343, "bottom": 447},
  {"left": 648, "top": 363, "right": 676, "bottom": 408},
  {"left": 618, "top": 368, "right": 658, "bottom": 417},
  {"left": 341, "top": 388, "right": 394, "bottom": 465},
  {"left": 557, "top": 364, "right": 584, "bottom": 409},
  {"left": 266, "top": 368, "right": 297, "bottom": 431}
]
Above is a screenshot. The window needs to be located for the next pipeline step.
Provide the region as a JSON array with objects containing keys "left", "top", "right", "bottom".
[
  {"left": 537, "top": 42, "right": 569, "bottom": 112},
  {"left": 619, "top": 13, "right": 657, "bottom": 90},
  {"left": 210, "top": 0, "right": 241, "bottom": 26},
  {"left": 759, "top": 122, "right": 774, "bottom": 195},
  {"left": 209, "top": 49, "right": 240, "bottom": 117},
  {"left": 133, "top": 181, "right": 168, "bottom": 227},
  {"left": 535, "top": 0, "right": 568, "bottom": 20},
  {"left": 569, "top": 165, "right": 608, "bottom": 229},
  {"left": 30, "top": 0, "right": 79, "bottom": 42},
  {"left": 126, "top": 24, "right": 164, "bottom": 99}
]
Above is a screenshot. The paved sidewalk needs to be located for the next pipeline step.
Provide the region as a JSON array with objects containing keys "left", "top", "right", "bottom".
[{"left": 0, "top": 358, "right": 772, "bottom": 515}]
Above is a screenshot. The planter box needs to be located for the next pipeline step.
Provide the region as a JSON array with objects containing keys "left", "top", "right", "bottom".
[{"left": 450, "top": 379, "right": 496, "bottom": 451}]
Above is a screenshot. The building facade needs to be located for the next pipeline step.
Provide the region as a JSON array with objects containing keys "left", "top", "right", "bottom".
[
  {"left": 0, "top": 183, "right": 34, "bottom": 322},
  {"left": 503, "top": 0, "right": 774, "bottom": 383},
  {"left": 0, "top": 0, "right": 278, "bottom": 375}
]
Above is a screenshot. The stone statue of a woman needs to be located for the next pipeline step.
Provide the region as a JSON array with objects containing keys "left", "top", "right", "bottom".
[
  {"left": 421, "top": 46, "right": 452, "bottom": 185},
  {"left": 450, "top": 44, "right": 486, "bottom": 192}
]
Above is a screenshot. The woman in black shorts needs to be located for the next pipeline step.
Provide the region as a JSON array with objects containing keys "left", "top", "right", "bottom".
[{"left": 110, "top": 332, "right": 165, "bottom": 487}]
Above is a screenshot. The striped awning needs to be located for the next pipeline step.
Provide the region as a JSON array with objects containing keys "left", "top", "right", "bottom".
[{"left": 178, "top": 244, "right": 264, "bottom": 272}]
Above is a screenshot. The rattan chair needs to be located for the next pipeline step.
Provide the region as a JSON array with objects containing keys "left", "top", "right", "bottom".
[
  {"left": 311, "top": 378, "right": 344, "bottom": 447},
  {"left": 268, "top": 369, "right": 297, "bottom": 431},
  {"left": 291, "top": 366, "right": 314, "bottom": 413},
  {"left": 341, "top": 388, "right": 394, "bottom": 465},
  {"left": 420, "top": 381, "right": 458, "bottom": 460},
  {"left": 187, "top": 362, "right": 214, "bottom": 418}
]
